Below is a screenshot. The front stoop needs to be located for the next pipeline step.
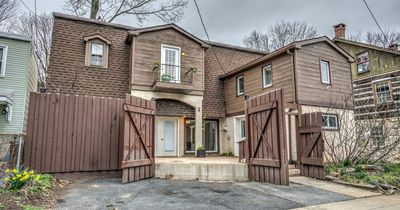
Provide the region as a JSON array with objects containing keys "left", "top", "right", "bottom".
[{"left": 155, "top": 157, "right": 248, "bottom": 181}]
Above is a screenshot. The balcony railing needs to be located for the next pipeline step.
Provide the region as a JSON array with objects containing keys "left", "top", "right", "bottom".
[{"left": 153, "top": 64, "right": 195, "bottom": 84}]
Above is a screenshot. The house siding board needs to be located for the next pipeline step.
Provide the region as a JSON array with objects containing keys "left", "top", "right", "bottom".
[
  {"left": 0, "top": 37, "right": 31, "bottom": 134},
  {"left": 132, "top": 29, "right": 204, "bottom": 92},
  {"left": 296, "top": 42, "right": 353, "bottom": 108},
  {"left": 204, "top": 46, "right": 263, "bottom": 118},
  {"left": 47, "top": 17, "right": 130, "bottom": 98},
  {"left": 224, "top": 53, "right": 295, "bottom": 116},
  {"left": 335, "top": 41, "right": 400, "bottom": 81}
]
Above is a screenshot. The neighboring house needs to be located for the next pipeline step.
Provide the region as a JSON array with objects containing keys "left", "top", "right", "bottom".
[
  {"left": 219, "top": 36, "right": 355, "bottom": 162},
  {"left": 332, "top": 23, "right": 400, "bottom": 160},
  {"left": 47, "top": 13, "right": 265, "bottom": 157},
  {"left": 0, "top": 32, "right": 38, "bottom": 169}
]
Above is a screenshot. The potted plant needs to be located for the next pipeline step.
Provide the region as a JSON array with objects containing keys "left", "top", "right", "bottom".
[
  {"left": 197, "top": 145, "right": 206, "bottom": 158},
  {"left": 161, "top": 74, "right": 172, "bottom": 82}
]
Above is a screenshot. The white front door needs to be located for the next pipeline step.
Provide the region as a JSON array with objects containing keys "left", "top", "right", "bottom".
[{"left": 156, "top": 118, "right": 178, "bottom": 156}]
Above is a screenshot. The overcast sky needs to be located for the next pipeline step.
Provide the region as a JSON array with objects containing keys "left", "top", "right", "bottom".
[{"left": 26, "top": 0, "right": 400, "bottom": 46}]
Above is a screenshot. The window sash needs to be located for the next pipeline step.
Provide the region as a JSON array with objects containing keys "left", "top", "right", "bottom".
[
  {"left": 375, "top": 82, "right": 392, "bottom": 103},
  {"left": 161, "top": 45, "right": 181, "bottom": 83},
  {"left": 0, "top": 46, "right": 6, "bottom": 76},
  {"left": 237, "top": 76, "right": 244, "bottom": 95},
  {"left": 356, "top": 52, "right": 370, "bottom": 73},
  {"left": 322, "top": 114, "right": 338, "bottom": 129},
  {"left": 320, "top": 60, "right": 330, "bottom": 84},
  {"left": 263, "top": 65, "right": 272, "bottom": 87},
  {"left": 90, "top": 42, "right": 104, "bottom": 66},
  {"left": 371, "top": 126, "right": 384, "bottom": 147}
]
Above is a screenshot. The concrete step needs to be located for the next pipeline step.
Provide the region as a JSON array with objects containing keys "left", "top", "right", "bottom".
[
  {"left": 289, "top": 168, "right": 301, "bottom": 177},
  {"left": 155, "top": 157, "right": 248, "bottom": 181}
]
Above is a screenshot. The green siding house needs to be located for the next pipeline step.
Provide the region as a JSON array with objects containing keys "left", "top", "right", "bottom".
[{"left": 0, "top": 32, "right": 38, "bottom": 168}]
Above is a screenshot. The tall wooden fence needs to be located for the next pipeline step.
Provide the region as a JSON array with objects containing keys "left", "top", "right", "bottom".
[{"left": 24, "top": 93, "right": 125, "bottom": 173}]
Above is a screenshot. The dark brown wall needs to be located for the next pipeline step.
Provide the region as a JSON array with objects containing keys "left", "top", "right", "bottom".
[
  {"left": 203, "top": 46, "right": 264, "bottom": 118},
  {"left": 131, "top": 29, "right": 205, "bottom": 94},
  {"left": 296, "top": 42, "right": 353, "bottom": 108},
  {"left": 47, "top": 17, "right": 130, "bottom": 98},
  {"left": 224, "top": 53, "right": 295, "bottom": 116}
]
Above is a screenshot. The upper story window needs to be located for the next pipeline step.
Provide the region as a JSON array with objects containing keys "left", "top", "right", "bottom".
[
  {"left": 320, "top": 60, "right": 331, "bottom": 84},
  {"left": 161, "top": 45, "right": 181, "bottom": 83},
  {"left": 374, "top": 81, "right": 392, "bottom": 104},
  {"left": 236, "top": 75, "right": 244, "bottom": 96},
  {"left": 322, "top": 114, "right": 338, "bottom": 130},
  {"left": 262, "top": 64, "right": 272, "bottom": 88},
  {"left": 356, "top": 51, "right": 370, "bottom": 73},
  {"left": 0, "top": 45, "right": 8, "bottom": 77},
  {"left": 84, "top": 34, "right": 111, "bottom": 68},
  {"left": 90, "top": 42, "right": 104, "bottom": 66}
]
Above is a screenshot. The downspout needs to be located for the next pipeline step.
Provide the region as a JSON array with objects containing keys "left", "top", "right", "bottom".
[{"left": 286, "top": 49, "right": 295, "bottom": 162}]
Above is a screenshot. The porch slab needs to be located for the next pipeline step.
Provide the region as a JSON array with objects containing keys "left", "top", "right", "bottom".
[{"left": 155, "top": 157, "right": 248, "bottom": 181}]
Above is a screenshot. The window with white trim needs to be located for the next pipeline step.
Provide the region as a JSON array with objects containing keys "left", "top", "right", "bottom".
[
  {"left": 235, "top": 117, "right": 246, "bottom": 140},
  {"left": 161, "top": 45, "right": 181, "bottom": 83},
  {"left": 356, "top": 51, "right": 370, "bottom": 73},
  {"left": 322, "top": 114, "right": 338, "bottom": 130},
  {"left": 236, "top": 75, "right": 244, "bottom": 96},
  {"left": 0, "top": 46, "right": 7, "bottom": 77},
  {"left": 320, "top": 60, "right": 331, "bottom": 84},
  {"left": 374, "top": 81, "right": 392, "bottom": 104},
  {"left": 90, "top": 42, "right": 104, "bottom": 66},
  {"left": 262, "top": 64, "right": 272, "bottom": 88},
  {"left": 371, "top": 126, "right": 384, "bottom": 147}
]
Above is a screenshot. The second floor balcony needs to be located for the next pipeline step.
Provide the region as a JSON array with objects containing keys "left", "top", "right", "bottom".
[{"left": 152, "top": 64, "right": 197, "bottom": 93}]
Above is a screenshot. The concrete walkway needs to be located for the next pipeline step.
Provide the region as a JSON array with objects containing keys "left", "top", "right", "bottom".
[{"left": 294, "top": 194, "right": 400, "bottom": 210}]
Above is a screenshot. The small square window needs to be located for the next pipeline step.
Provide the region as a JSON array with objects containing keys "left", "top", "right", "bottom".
[
  {"left": 236, "top": 76, "right": 244, "bottom": 96},
  {"left": 322, "top": 114, "right": 338, "bottom": 130},
  {"left": 356, "top": 52, "right": 370, "bottom": 73},
  {"left": 374, "top": 81, "right": 392, "bottom": 104},
  {"left": 262, "top": 64, "right": 272, "bottom": 88},
  {"left": 90, "top": 42, "right": 104, "bottom": 66},
  {"left": 320, "top": 60, "right": 331, "bottom": 84}
]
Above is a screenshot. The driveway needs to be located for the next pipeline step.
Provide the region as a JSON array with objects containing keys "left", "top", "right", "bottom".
[{"left": 56, "top": 178, "right": 355, "bottom": 210}]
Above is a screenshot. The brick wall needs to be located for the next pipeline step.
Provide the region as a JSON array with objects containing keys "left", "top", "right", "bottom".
[
  {"left": 47, "top": 17, "right": 131, "bottom": 98},
  {"left": 156, "top": 99, "right": 195, "bottom": 118},
  {"left": 203, "top": 46, "right": 264, "bottom": 118}
]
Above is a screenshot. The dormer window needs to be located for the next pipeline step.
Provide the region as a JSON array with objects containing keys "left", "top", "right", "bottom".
[{"left": 84, "top": 34, "right": 111, "bottom": 68}]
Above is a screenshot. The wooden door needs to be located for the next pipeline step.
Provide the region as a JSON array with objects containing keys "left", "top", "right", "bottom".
[
  {"left": 246, "top": 89, "right": 289, "bottom": 185},
  {"left": 122, "top": 95, "right": 155, "bottom": 183},
  {"left": 298, "top": 112, "right": 325, "bottom": 179}
]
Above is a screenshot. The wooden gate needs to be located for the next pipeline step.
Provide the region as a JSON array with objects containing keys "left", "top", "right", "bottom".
[
  {"left": 245, "top": 89, "right": 289, "bottom": 185},
  {"left": 298, "top": 112, "right": 324, "bottom": 179},
  {"left": 121, "top": 95, "right": 155, "bottom": 183}
]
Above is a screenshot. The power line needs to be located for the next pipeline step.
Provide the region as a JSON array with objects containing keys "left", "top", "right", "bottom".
[
  {"left": 193, "top": 0, "right": 226, "bottom": 73},
  {"left": 362, "top": 0, "right": 389, "bottom": 44}
]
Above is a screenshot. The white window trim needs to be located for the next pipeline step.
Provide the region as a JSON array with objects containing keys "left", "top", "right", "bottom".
[
  {"left": 90, "top": 42, "right": 104, "bottom": 66},
  {"left": 356, "top": 51, "right": 370, "bottom": 73},
  {"left": 160, "top": 44, "right": 181, "bottom": 83},
  {"left": 235, "top": 116, "right": 246, "bottom": 141},
  {"left": 237, "top": 75, "right": 244, "bottom": 96},
  {"left": 322, "top": 114, "right": 338, "bottom": 130},
  {"left": 320, "top": 60, "right": 331, "bottom": 84},
  {"left": 262, "top": 64, "right": 272, "bottom": 88},
  {"left": 0, "top": 45, "right": 8, "bottom": 77},
  {"left": 374, "top": 81, "right": 393, "bottom": 104}
]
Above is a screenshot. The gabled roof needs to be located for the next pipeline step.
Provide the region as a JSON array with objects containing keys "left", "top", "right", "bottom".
[
  {"left": 127, "top": 24, "right": 209, "bottom": 48},
  {"left": 0, "top": 31, "right": 31, "bottom": 42},
  {"left": 333, "top": 37, "right": 400, "bottom": 55},
  {"left": 220, "top": 36, "right": 354, "bottom": 79},
  {"left": 83, "top": 34, "right": 112, "bottom": 44}
]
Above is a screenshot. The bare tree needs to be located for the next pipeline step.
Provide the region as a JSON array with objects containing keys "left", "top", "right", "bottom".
[
  {"left": 243, "top": 21, "right": 318, "bottom": 52},
  {"left": 365, "top": 29, "right": 400, "bottom": 47},
  {"left": 243, "top": 30, "right": 270, "bottom": 52},
  {"left": 0, "top": 0, "right": 18, "bottom": 29},
  {"left": 12, "top": 13, "right": 53, "bottom": 87},
  {"left": 64, "top": 0, "right": 188, "bottom": 23}
]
